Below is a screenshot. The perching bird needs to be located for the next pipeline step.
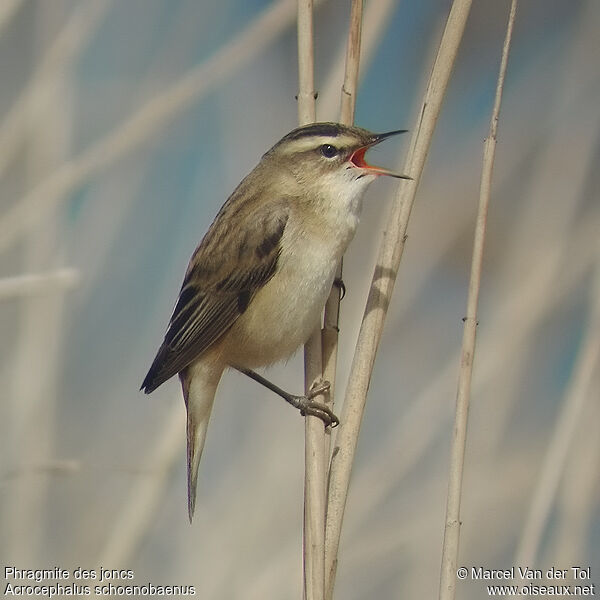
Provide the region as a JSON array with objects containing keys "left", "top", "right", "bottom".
[{"left": 141, "top": 122, "right": 409, "bottom": 520}]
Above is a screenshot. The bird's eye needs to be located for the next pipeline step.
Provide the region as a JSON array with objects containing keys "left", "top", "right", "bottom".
[{"left": 320, "top": 144, "right": 338, "bottom": 158}]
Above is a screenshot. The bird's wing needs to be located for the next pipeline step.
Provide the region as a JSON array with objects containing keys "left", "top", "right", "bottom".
[{"left": 141, "top": 198, "right": 289, "bottom": 393}]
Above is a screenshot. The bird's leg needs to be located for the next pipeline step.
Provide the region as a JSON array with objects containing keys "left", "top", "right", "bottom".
[{"left": 233, "top": 366, "right": 339, "bottom": 428}]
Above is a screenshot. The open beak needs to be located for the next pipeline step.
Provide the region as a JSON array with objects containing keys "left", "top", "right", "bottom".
[{"left": 350, "top": 129, "right": 412, "bottom": 180}]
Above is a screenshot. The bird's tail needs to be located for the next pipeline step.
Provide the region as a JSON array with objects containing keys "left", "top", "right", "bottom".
[{"left": 179, "top": 361, "right": 223, "bottom": 522}]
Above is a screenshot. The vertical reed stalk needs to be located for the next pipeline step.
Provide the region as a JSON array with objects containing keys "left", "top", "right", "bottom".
[
  {"left": 297, "top": 2, "right": 327, "bottom": 598},
  {"left": 439, "top": 1, "right": 518, "bottom": 598},
  {"left": 321, "top": 2, "right": 364, "bottom": 598}
]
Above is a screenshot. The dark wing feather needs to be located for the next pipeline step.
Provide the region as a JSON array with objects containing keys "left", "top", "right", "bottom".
[{"left": 141, "top": 196, "right": 288, "bottom": 393}]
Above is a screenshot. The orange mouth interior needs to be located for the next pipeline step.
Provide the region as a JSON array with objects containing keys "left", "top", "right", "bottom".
[{"left": 350, "top": 147, "right": 370, "bottom": 169}]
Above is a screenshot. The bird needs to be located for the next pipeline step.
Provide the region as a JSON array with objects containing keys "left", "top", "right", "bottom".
[{"left": 141, "top": 122, "right": 409, "bottom": 520}]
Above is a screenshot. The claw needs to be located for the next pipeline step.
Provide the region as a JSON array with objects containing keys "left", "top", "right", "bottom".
[{"left": 333, "top": 277, "right": 346, "bottom": 300}]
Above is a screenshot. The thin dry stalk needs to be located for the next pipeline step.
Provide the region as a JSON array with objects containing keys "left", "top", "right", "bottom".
[
  {"left": 321, "top": 1, "right": 363, "bottom": 597},
  {"left": 297, "top": 0, "right": 316, "bottom": 125},
  {"left": 338, "top": 0, "right": 363, "bottom": 125},
  {"left": 514, "top": 257, "right": 600, "bottom": 569},
  {"left": 303, "top": 334, "right": 327, "bottom": 600},
  {"left": 439, "top": 2, "right": 518, "bottom": 599},
  {"left": 297, "top": 2, "right": 326, "bottom": 599},
  {"left": 325, "top": 0, "right": 474, "bottom": 594},
  {"left": 0, "top": 0, "right": 298, "bottom": 256},
  {"left": 318, "top": 0, "right": 396, "bottom": 119},
  {"left": 321, "top": 0, "right": 363, "bottom": 440}
]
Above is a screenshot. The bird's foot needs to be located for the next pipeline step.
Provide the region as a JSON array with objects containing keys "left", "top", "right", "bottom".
[{"left": 295, "top": 380, "right": 339, "bottom": 428}]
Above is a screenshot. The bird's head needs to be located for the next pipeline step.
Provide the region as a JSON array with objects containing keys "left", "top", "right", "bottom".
[{"left": 263, "top": 122, "right": 410, "bottom": 192}]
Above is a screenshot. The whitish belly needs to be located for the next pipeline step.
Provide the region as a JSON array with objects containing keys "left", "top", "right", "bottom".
[{"left": 223, "top": 241, "right": 339, "bottom": 368}]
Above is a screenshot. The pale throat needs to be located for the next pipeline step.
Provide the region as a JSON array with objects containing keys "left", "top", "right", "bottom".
[{"left": 317, "top": 167, "right": 377, "bottom": 244}]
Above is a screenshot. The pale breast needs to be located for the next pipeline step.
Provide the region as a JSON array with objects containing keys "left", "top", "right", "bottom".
[{"left": 222, "top": 228, "right": 343, "bottom": 368}]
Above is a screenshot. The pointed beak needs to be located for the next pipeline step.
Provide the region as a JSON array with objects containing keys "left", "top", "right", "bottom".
[{"left": 350, "top": 129, "right": 412, "bottom": 179}]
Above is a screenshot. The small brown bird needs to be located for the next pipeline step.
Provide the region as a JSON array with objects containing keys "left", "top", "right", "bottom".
[{"left": 141, "top": 122, "right": 408, "bottom": 520}]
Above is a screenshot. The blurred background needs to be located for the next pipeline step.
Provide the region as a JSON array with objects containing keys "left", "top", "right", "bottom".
[{"left": 1, "top": 0, "right": 598, "bottom": 598}]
